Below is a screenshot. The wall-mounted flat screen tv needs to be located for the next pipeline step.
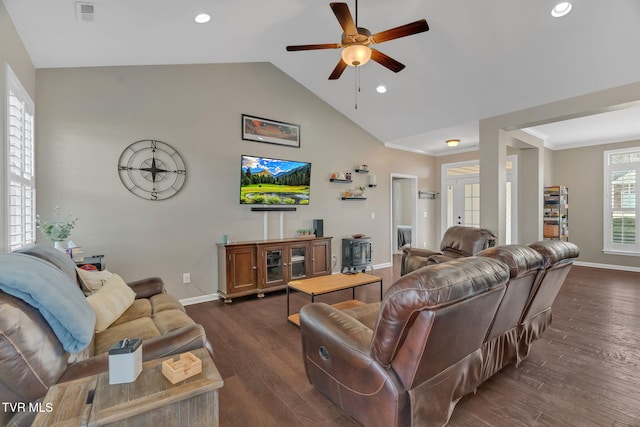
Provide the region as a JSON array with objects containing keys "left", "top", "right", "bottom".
[{"left": 240, "top": 155, "right": 311, "bottom": 205}]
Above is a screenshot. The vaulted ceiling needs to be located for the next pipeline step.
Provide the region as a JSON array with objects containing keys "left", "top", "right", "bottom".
[{"left": 5, "top": 0, "right": 640, "bottom": 155}]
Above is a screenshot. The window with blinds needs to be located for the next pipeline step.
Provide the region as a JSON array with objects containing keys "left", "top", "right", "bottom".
[
  {"left": 604, "top": 148, "right": 639, "bottom": 254},
  {"left": 6, "top": 66, "right": 36, "bottom": 251}
]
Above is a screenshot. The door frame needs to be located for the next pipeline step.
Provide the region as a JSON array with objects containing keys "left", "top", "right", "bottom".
[
  {"left": 389, "top": 173, "right": 418, "bottom": 259},
  {"left": 440, "top": 156, "right": 518, "bottom": 242}
]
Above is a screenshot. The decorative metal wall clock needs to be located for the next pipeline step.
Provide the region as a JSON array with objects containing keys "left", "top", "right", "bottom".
[{"left": 117, "top": 139, "right": 186, "bottom": 201}]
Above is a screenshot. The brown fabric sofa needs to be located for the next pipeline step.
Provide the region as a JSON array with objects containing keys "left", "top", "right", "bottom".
[
  {"left": 0, "top": 244, "right": 212, "bottom": 426},
  {"left": 401, "top": 225, "right": 497, "bottom": 275},
  {"left": 300, "top": 240, "right": 579, "bottom": 426}
]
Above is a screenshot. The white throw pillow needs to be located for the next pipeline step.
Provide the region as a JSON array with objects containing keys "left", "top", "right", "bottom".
[
  {"left": 86, "top": 274, "right": 135, "bottom": 332},
  {"left": 76, "top": 268, "right": 114, "bottom": 295}
]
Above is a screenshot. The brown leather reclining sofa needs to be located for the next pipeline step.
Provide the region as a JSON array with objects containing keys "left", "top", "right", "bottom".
[
  {"left": 300, "top": 239, "right": 579, "bottom": 426},
  {"left": 0, "top": 244, "right": 212, "bottom": 426}
]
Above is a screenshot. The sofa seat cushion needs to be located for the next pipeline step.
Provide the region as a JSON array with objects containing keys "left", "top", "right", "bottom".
[
  {"left": 94, "top": 317, "right": 161, "bottom": 354},
  {"left": 93, "top": 309, "right": 195, "bottom": 355},
  {"left": 110, "top": 299, "right": 152, "bottom": 327},
  {"left": 341, "top": 302, "right": 381, "bottom": 330},
  {"left": 150, "top": 293, "right": 186, "bottom": 314},
  {"left": 153, "top": 310, "right": 196, "bottom": 334}
]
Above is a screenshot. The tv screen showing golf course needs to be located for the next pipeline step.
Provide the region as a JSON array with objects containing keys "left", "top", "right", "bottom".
[{"left": 240, "top": 155, "right": 311, "bottom": 205}]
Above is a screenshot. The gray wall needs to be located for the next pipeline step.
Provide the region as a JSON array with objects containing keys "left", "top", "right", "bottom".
[
  {"left": 35, "top": 63, "right": 436, "bottom": 299},
  {"left": 550, "top": 139, "right": 640, "bottom": 269},
  {"left": 0, "top": 1, "right": 36, "bottom": 252}
]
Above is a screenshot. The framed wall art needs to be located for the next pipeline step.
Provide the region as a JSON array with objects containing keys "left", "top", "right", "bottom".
[{"left": 242, "top": 114, "right": 300, "bottom": 148}]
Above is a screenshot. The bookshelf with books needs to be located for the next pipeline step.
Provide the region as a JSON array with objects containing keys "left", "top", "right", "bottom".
[{"left": 543, "top": 185, "right": 569, "bottom": 241}]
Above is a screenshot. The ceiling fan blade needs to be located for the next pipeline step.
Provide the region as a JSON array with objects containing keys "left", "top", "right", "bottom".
[
  {"left": 370, "top": 49, "right": 405, "bottom": 73},
  {"left": 329, "top": 59, "right": 348, "bottom": 80},
  {"left": 371, "top": 19, "right": 429, "bottom": 44},
  {"left": 330, "top": 3, "right": 358, "bottom": 36},
  {"left": 286, "top": 43, "right": 340, "bottom": 51}
]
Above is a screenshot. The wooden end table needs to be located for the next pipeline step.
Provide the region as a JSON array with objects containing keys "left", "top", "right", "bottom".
[
  {"left": 287, "top": 272, "right": 383, "bottom": 326},
  {"left": 32, "top": 348, "right": 223, "bottom": 427}
]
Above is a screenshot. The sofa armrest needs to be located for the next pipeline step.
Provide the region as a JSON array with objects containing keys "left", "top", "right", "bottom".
[
  {"left": 300, "top": 303, "right": 373, "bottom": 366},
  {"left": 401, "top": 247, "right": 441, "bottom": 276},
  {"left": 127, "top": 276, "right": 165, "bottom": 298},
  {"left": 140, "top": 324, "right": 213, "bottom": 360},
  {"left": 58, "top": 325, "right": 212, "bottom": 383}
]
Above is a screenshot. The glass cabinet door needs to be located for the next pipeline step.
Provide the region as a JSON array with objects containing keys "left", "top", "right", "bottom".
[
  {"left": 289, "top": 245, "right": 307, "bottom": 279},
  {"left": 265, "top": 249, "right": 283, "bottom": 284}
]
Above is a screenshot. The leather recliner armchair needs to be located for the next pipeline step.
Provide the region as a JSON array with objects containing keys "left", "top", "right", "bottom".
[
  {"left": 401, "top": 225, "right": 497, "bottom": 275},
  {"left": 300, "top": 257, "right": 510, "bottom": 427}
]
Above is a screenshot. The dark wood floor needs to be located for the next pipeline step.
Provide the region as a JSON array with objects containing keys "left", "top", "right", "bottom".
[{"left": 186, "top": 259, "right": 640, "bottom": 426}]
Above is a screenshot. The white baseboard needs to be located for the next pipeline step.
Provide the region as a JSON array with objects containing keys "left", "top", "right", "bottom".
[
  {"left": 574, "top": 261, "right": 640, "bottom": 273},
  {"left": 180, "top": 293, "right": 219, "bottom": 306},
  {"left": 373, "top": 262, "right": 392, "bottom": 270},
  {"left": 331, "top": 262, "right": 392, "bottom": 274}
]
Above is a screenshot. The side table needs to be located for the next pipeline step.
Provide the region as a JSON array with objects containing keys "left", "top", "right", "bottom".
[
  {"left": 32, "top": 348, "right": 223, "bottom": 426},
  {"left": 75, "top": 254, "right": 105, "bottom": 271}
]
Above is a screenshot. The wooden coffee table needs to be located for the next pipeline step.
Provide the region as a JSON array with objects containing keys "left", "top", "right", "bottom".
[{"left": 287, "top": 272, "right": 383, "bottom": 326}]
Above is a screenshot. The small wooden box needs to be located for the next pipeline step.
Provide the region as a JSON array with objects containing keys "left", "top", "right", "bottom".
[{"left": 162, "top": 351, "right": 203, "bottom": 384}]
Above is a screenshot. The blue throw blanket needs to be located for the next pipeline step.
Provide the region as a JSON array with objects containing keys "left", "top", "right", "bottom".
[{"left": 0, "top": 253, "right": 95, "bottom": 353}]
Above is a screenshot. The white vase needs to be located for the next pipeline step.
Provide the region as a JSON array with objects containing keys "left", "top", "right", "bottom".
[{"left": 54, "top": 240, "right": 66, "bottom": 252}]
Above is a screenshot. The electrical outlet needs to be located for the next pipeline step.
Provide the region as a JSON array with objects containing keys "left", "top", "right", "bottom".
[
  {"left": 371, "top": 212, "right": 375, "bottom": 219},
  {"left": 423, "top": 211, "right": 427, "bottom": 218},
  {"left": 183, "top": 273, "right": 191, "bottom": 284}
]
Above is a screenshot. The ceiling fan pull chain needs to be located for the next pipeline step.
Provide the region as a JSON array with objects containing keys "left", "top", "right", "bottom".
[{"left": 355, "top": 66, "right": 358, "bottom": 109}]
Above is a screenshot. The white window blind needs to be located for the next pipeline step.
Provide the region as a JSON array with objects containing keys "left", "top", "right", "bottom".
[
  {"left": 6, "top": 66, "right": 36, "bottom": 251},
  {"left": 604, "top": 148, "right": 639, "bottom": 255}
]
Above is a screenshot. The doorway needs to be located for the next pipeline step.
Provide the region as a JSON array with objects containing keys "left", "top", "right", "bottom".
[
  {"left": 441, "top": 157, "right": 518, "bottom": 243},
  {"left": 390, "top": 174, "right": 418, "bottom": 257}
]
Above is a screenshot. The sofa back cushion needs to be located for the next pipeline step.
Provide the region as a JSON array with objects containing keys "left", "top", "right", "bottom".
[
  {"left": 477, "top": 245, "right": 545, "bottom": 341},
  {"left": 523, "top": 240, "right": 580, "bottom": 320},
  {"left": 371, "top": 257, "right": 509, "bottom": 389},
  {"left": 15, "top": 244, "right": 81, "bottom": 288},
  {"left": 439, "top": 226, "right": 497, "bottom": 257},
  {"left": 0, "top": 254, "right": 95, "bottom": 354}
]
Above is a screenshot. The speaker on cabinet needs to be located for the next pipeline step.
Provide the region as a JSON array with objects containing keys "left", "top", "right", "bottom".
[{"left": 313, "top": 219, "right": 324, "bottom": 237}]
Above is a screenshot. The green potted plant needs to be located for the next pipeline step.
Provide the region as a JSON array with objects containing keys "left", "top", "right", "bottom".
[{"left": 36, "top": 206, "right": 78, "bottom": 251}]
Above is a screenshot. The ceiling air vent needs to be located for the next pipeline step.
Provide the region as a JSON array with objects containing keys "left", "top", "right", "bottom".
[{"left": 75, "top": 2, "right": 96, "bottom": 22}]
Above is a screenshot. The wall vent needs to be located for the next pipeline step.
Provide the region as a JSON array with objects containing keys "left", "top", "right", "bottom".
[{"left": 76, "top": 2, "right": 96, "bottom": 22}]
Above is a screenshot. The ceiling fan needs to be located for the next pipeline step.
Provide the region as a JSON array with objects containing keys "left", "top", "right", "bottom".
[{"left": 286, "top": 2, "right": 429, "bottom": 80}]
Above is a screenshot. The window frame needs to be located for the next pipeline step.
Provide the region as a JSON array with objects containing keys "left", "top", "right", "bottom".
[
  {"left": 603, "top": 147, "right": 640, "bottom": 256},
  {"left": 5, "top": 64, "right": 36, "bottom": 252}
]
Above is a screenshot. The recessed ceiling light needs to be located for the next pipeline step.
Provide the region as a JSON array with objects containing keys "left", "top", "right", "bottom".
[
  {"left": 551, "top": 2, "right": 572, "bottom": 18},
  {"left": 376, "top": 85, "right": 387, "bottom": 94},
  {"left": 194, "top": 13, "right": 211, "bottom": 24}
]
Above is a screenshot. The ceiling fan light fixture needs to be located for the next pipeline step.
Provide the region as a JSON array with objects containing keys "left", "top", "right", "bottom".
[
  {"left": 341, "top": 44, "right": 371, "bottom": 67},
  {"left": 551, "top": 2, "right": 572, "bottom": 17},
  {"left": 446, "top": 139, "right": 460, "bottom": 147}
]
